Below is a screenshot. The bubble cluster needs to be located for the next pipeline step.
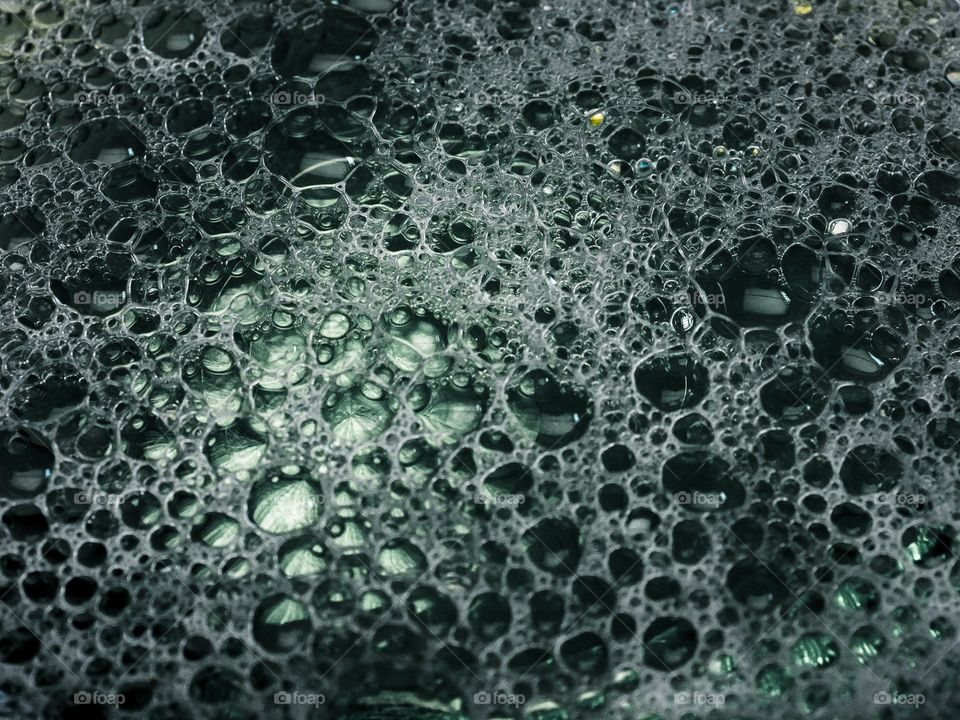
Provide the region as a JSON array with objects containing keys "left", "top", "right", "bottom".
[{"left": 2, "top": 0, "right": 960, "bottom": 718}]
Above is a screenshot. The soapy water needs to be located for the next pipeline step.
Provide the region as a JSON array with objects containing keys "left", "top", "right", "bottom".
[{"left": 1, "top": 0, "right": 960, "bottom": 717}]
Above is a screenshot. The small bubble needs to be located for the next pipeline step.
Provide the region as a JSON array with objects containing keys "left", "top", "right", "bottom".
[{"left": 828, "top": 218, "right": 851, "bottom": 235}]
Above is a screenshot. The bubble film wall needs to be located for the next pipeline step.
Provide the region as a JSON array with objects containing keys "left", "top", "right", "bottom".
[{"left": 2, "top": 0, "right": 960, "bottom": 717}]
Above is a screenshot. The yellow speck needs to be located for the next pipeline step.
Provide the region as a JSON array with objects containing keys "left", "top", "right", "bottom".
[
  {"left": 793, "top": 2, "right": 813, "bottom": 15},
  {"left": 588, "top": 111, "right": 605, "bottom": 127}
]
